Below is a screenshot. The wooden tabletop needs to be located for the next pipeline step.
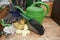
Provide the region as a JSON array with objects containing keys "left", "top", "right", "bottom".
[{"left": 0, "top": 18, "right": 60, "bottom": 40}]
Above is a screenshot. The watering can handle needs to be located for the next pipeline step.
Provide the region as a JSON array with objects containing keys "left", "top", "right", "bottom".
[{"left": 31, "top": 2, "right": 50, "bottom": 16}]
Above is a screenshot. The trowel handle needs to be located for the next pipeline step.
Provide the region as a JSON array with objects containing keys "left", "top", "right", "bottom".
[{"left": 31, "top": 2, "right": 50, "bottom": 16}]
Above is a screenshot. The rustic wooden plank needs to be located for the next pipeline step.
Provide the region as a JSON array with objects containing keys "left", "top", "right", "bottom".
[{"left": 0, "top": 6, "right": 8, "bottom": 19}]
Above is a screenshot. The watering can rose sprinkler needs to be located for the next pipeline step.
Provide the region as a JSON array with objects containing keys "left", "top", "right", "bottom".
[
  {"left": 15, "top": 2, "right": 50, "bottom": 24},
  {"left": 0, "top": 19, "right": 16, "bottom": 35}
]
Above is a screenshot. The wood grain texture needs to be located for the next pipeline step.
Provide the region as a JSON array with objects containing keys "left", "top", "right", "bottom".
[{"left": 0, "top": 6, "right": 8, "bottom": 19}]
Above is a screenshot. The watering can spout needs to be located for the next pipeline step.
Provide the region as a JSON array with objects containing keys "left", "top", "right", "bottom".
[{"left": 14, "top": 6, "right": 26, "bottom": 14}]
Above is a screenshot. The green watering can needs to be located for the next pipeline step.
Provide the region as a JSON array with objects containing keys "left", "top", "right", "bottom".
[{"left": 15, "top": 2, "right": 50, "bottom": 24}]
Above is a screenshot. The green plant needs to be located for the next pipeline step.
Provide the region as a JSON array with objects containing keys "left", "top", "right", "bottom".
[
  {"left": 0, "top": 19, "right": 11, "bottom": 27},
  {"left": 0, "top": 7, "right": 2, "bottom": 10}
]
